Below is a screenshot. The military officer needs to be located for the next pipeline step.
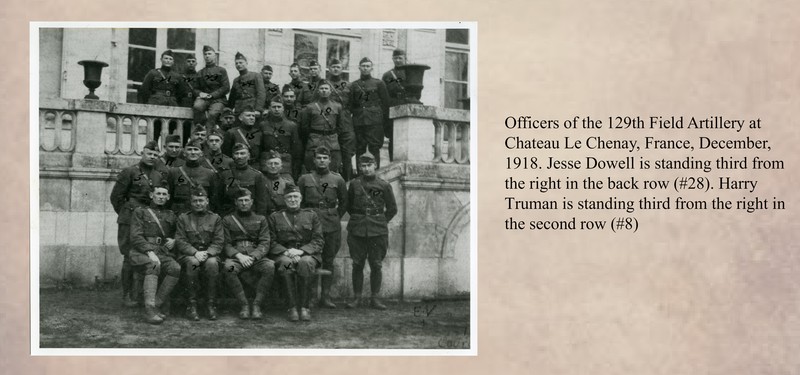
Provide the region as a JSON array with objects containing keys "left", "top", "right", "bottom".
[
  {"left": 347, "top": 57, "right": 390, "bottom": 171},
  {"left": 193, "top": 45, "right": 230, "bottom": 131},
  {"left": 109, "top": 141, "right": 169, "bottom": 307},
  {"left": 299, "top": 80, "right": 349, "bottom": 174},
  {"left": 187, "top": 125, "right": 210, "bottom": 155},
  {"left": 222, "top": 105, "right": 265, "bottom": 169},
  {"left": 174, "top": 186, "right": 224, "bottom": 321},
  {"left": 268, "top": 184, "right": 324, "bottom": 321},
  {"left": 297, "top": 146, "right": 347, "bottom": 309},
  {"left": 166, "top": 139, "right": 218, "bottom": 214},
  {"left": 128, "top": 182, "right": 181, "bottom": 324},
  {"left": 260, "top": 64, "right": 282, "bottom": 106},
  {"left": 228, "top": 52, "right": 266, "bottom": 115},
  {"left": 222, "top": 188, "right": 275, "bottom": 320},
  {"left": 326, "top": 58, "right": 350, "bottom": 95},
  {"left": 217, "top": 107, "right": 237, "bottom": 133},
  {"left": 282, "top": 88, "right": 302, "bottom": 125},
  {"left": 202, "top": 130, "right": 234, "bottom": 172},
  {"left": 260, "top": 97, "right": 302, "bottom": 179},
  {"left": 138, "top": 50, "right": 183, "bottom": 106},
  {"left": 282, "top": 63, "right": 313, "bottom": 108},
  {"left": 180, "top": 54, "right": 199, "bottom": 108},
  {"left": 216, "top": 143, "right": 267, "bottom": 216},
  {"left": 345, "top": 153, "right": 398, "bottom": 310},
  {"left": 326, "top": 59, "right": 356, "bottom": 181},
  {"left": 305, "top": 60, "right": 325, "bottom": 102},
  {"left": 381, "top": 49, "right": 409, "bottom": 161},
  {"left": 160, "top": 134, "right": 186, "bottom": 168},
  {"left": 262, "top": 150, "right": 295, "bottom": 216}
]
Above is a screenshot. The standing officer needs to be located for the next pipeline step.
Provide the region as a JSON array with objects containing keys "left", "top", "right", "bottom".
[
  {"left": 262, "top": 150, "right": 294, "bottom": 216},
  {"left": 174, "top": 186, "right": 224, "bottom": 321},
  {"left": 261, "top": 65, "right": 282, "bottom": 105},
  {"left": 203, "top": 130, "right": 234, "bottom": 172},
  {"left": 160, "top": 134, "right": 186, "bottom": 168},
  {"left": 193, "top": 45, "right": 230, "bottom": 131},
  {"left": 282, "top": 63, "right": 313, "bottom": 108},
  {"left": 228, "top": 52, "right": 266, "bottom": 116},
  {"left": 326, "top": 59, "right": 349, "bottom": 94},
  {"left": 299, "top": 80, "right": 349, "bottom": 174},
  {"left": 381, "top": 49, "right": 409, "bottom": 161},
  {"left": 347, "top": 57, "right": 389, "bottom": 171},
  {"left": 187, "top": 125, "right": 210, "bottom": 155},
  {"left": 166, "top": 139, "right": 218, "bottom": 214},
  {"left": 180, "top": 55, "right": 199, "bottom": 108},
  {"left": 128, "top": 182, "right": 181, "bottom": 324},
  {"left": 216, "top": 143, "right": 267, "bottom": 216},
  {"left": 138, "top": 50, "right": 183, "bottom": 106},
  {"left": 282, "top": 88, "right": 302, "bottom": 125},
  {"left": 345, "top": 153, "right": 398, "bottom": 310},
  {"left": 297, "top": 146, "right": 347, "bottom": 309},
  {"left": 260, "top": 97, "right": 303, "bottom": 180},
  {"left": 222, "top": 105, "right": 264, "bottom": 169},
  {"left": 109, "top": 141, "right": 168, "bottom": 307},
  {"left": 217, "top": 107, "right": 237, "bottom": 133},
  {"left": 326, "top": 59, "right": 356, "bottom": 181},
  {"left": 222, "top": 188, "right": 275, "bottom": 320},
  {"left": 306, "top": 60, "right": 325, "bottom": 102},
  {"left": 268, "top": 184, "right": 324, "bottom": 321}
]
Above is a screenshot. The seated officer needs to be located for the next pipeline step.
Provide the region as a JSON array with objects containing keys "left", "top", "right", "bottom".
[
  {"left": 128, "top": 182, "right": 181, "bottom": 324},
  {"left": 175, "top": 186, "right": 224, "bottom": 321},
  {"left": 267, "top": 184, "right": 324, "bottom": 322},
  {"left": 222, "top": 188, "right": 275, "bottom": 320}
]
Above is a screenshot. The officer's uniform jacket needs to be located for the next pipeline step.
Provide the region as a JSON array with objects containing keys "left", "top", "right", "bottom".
[
  {"left": 326, "top": 74, "right": 350, "bottom": 104},
  {"left": 229, "top": 70, "right": 266, "bottom": 114},
  {"left": 268, "top": 208, "right": 324, "bottom": 262},
  {"left": 180, "top": 68, "right": 199, "bottom": 107},
  {"left": 159, "top": 154, "right": 186, "bottom": 168},
  {"left": 382, "top": 68, "right": 408, "bottom": 108},
  {"left": 282, "top": 79, "right": 314, "bottom": 108},
  {"left": 195, "top": 63, "right": 230, "bottom": 105},
  {"left": 299, "top": 99, "right": 345, "bottom": 153},
  {"left": 129, "top": 203, "right": 177, "bottom": 265},
  {"left": 217, "top": 164, "right": 268, "bottom": 215},
  {"left": 346, "top": 175, "right": 398, "bottom": 237},
  {"left": 138, "top": 66, "right": 183, "bottom": 106},
  {"left": 347, "top": 75, "right": 390, "bottom": 127},
  {"left": 166, "top": 160, "right": 218, "bottom": 214},
  {"left": 202, "top": 149, "right": 234, "bottom": 173},
  {"left": 175, "top": 210, "right": 224, "bottom": 256},
  {"left": 284, "top": 103, "right": 301, "bottom": 125},
  {"left": 297, "top": 170, "right": 347, "bottom": 233},
  {"left": 262, "top": 78, "right": 281, "bottom": 106},
  {"left": 264, "top": 173, "right": 295, "bottom": 215},
  {"left": 221, "top": 125, "right": 265, "bottom": 168},
  {"left": 110, "top": 162, "right": 169, "bottom": 224},
  {"left": 223, "top": 211, "right": 270, "bottom": 260},
  {"left": 260, "top": 114, "right": 302, "bottom": 176}
]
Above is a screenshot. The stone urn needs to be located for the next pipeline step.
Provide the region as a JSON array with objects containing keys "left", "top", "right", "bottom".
[
  {"left": 396, "top": 63, "right": 430, "bottom": 104},
  {"left": 78, "top": 60, "right": 109, "bottom": 100}
]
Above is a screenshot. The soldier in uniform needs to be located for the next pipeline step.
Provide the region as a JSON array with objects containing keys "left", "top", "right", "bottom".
[
  {"left": 174, "top": 186, "right": 224, "bottom": 321},
  {"left": 166, "top": 139, "right": 218, "bottom": 214},
  {"left": 326, "top": 59, "right": 356, "bottom": 181},
  {"left": 260, "top": 97, "right": 302, "bottom": 180},
  {"left": 138, "top": 50, "right": 183, "bottom": 106},
  {"left": 128, "top": 182, "right": 181, "bottom": 324},
  {"left": 187, "top": 125, "right": 210, "bottom": 155},
  {"left": 216, "top": 143, "right": 267, "bottom": 216},
  {"left": 228, "top": 52, "right": 266, "bottom": 116},
  {"left": 260, "top": 65, "right": 282, "bottom": 106},
  {"left": 109, "top": 141, "right": 169, "bottom": 307},
  {"left": 282, "top": 63, "right": 313, "bottom": 108},
  {"left": 193, "top": 45, "right": 230, "bottom": 131},
  {"left": 305, "top": 60, "right": 325, "bottom": 102},
  {"left": 268, "top": 184, "right": 324, "bottom": 321},
  {"left": 180, "top": 54, "right": 199, "bottom": 108},
  {"left": 347, "top": 57, "right": 390, "bottom": 171},
  {"left": 282, "top": 88, "right": 301, "bottom": 125},
  {"left": 203, "top": 130, "right": 234, "bottom": 172},
  {"left": 262, "top": 150, "right": 294, "bottom": 216},
  {"left": 345, "top": 153, "right": 398, "bottom": 310},
  {"left": 299, "top": 80, "right": 349, "bottom": 174},
  {"left": 222, "top": 188, "right": 275, "bottom": 320},
  {"left": 326, "top": 58, "right": 349, "bottom": 94},
  {"left": 222, "top": 105, "right": 264, "bottom": 169},
  {"left": 381, "top": 49, "right": 409, "bottom": 161},
  {"left": 217, "top": 107, "right": 237, "bottom": 133},
  {"left": 297, "top": 146, "right": 347, "bottom": 309},
  {"left": 160, "top": 134, "right": 186, "bottom": 168}
]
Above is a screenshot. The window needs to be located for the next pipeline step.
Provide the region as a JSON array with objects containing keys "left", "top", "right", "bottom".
[
  {"left": 293, "top": 31, "right": 357, "bottom": 81},
  {"left": 126, "top": 28, "right": 197, "bottom": 103},
  {"left": 444, "top": 29, "right": 469, "bottom": 109}
]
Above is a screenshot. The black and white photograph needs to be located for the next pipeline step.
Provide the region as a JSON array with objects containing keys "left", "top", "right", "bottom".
[{"left": 32, "top": 23, "right": 476, "bottom": 354}]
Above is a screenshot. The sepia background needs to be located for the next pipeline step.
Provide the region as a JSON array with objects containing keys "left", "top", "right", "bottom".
[{"left": 6, "top": 0, "right": 800, "bottom": 372}]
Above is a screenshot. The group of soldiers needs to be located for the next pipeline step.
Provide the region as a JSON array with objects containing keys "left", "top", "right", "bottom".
[{"left": 112, "top": 44, "right": 409, "bottom": 324}]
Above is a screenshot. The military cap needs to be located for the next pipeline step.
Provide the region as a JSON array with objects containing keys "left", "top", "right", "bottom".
[
  {"left": 191, "top": 125, "right": 207, "bottom": 134},
  {"left": 235, "top": 51, "right": 246, "bottom": 61},
  {"left": 239, "top": 104, "right": 257, "bottom": 114},
  {"left": 191, "top": 186, "right": 208, "bottom": 197},
  {"left": 358, "top": 152, "right": 376, "bottom": 164},
  {"left": 265, "top": 150, "right": 282, "bottom": 161},
  {"left": 151, "top": 180, "right": 169, "bottom": 191},
  {"left": 232, "top": 143, "right": 250, "bottom": 152},
  {"left": 233, "top": 188, "right": 252, "bottom": 198},
  {"left": 143, "top": 140, "right": 160, "bottom": 151},
  {"left": 284, "top": 184, "right": 301, "bottom": 195},
  {"left": 359, "top": 57, "right": 372, "bottom": 65},
  {"left": 261, "top": 65, "right": 273, "bottom": 72},
  {"left": 161, "top": 50, "right": 174, "bottom": 58},
  {"left": 309, "top": 60, "right": 320, "bottom": 67},
  {"left": 392, "top": 49, "right": 406, "bottom": 57},
  {"left": 314, "top": 146, "right": 331, "bottom": 156},
  {"left": 317, "top": 79, "right": 332, "bottom": 88},
  {"left": 329, "top": 58, "right": 341, "bottom": 66},
  {"left": 208, "top": 130, "right": 224, "bottom": 140},
  {"left": 269, "top": 96, "right": 285, "bottom": 105},
  {"left": 282, "top": 85, "right": 296, "bottom": 94},
  {"left": 165, "top": 134, "right": 181, "bottom": 144},
  {"left": 202, "top": 45, "right": 215, "bottom": 53},
  {"left": 186, "top": 55, "right": 197, "bottom": 61},
  {"left": 221, "top": 107, "right": 235, "bottom": 117},
  {"left": 185, "top": 138, "right": 203, "bottom": 150}
]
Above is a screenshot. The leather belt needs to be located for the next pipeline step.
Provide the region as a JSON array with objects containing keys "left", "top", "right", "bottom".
[
  {"left": 236, "top": 240, "right": 254, "bottom": 247},
  {"left": 309, "top": 129, "right": 337, "bottom": 136},
  {"left": 351, "top": 208, "right": 384, "bottom": 215}
]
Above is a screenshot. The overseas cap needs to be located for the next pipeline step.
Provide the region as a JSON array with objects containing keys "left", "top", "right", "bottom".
[{"left": 165, "top": 135, "right": 181, "bottom": 144}]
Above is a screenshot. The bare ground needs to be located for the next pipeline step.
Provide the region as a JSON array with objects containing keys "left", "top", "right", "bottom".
[{"left": 39, "top": 288, "right": 470, "bottom": 349}]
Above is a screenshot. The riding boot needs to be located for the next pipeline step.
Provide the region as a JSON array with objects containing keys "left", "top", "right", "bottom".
[
  {"left": 185, "top": 277, "right": 200, "bottom": 321},
  {"left": 319, "top": 274, "right": 337, "bottom": 309},
  {"left": 155, "top": 275, "right": 179, "bottom": 319},
  {"left": 252, "top": 275, "right": 271, "bottom": 320},
  {"left": 143, "top": 275, "right": 163, "bottom": 325},
  {"left": 298, "top": 275, "right": 311, "bottom": 321},
  {"left": 369, "top": 270, "right": 386, "bottom": 309},
  {"left": 346, "top": 266, "right": 364, "bottom": 309},
  {"left": 283, "top": 273, "right": 299, "bottom": 321},
  {"left": 206, "top": 275, "right": 218, "bottom": 320},
  {"left": 234, "top": 290, "right": 250, "bottom": 320},
  {"left": 121, "top": 262, "right": 137, "bottom": 307}
]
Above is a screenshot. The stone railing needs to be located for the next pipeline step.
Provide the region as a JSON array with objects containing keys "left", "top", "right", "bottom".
[
  {"left": 389, "top": 104, "right": 470, "bottom": 164},
  {"left": 40, "top": 108, "right": 76, "bottom": 153},
  {"left": 105, "top": 106, "right": 193, "bottom": 156}
]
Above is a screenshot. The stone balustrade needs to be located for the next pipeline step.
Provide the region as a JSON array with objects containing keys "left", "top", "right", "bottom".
[{"left": 390, "top": 104, "right": 470, "bottom": 164}]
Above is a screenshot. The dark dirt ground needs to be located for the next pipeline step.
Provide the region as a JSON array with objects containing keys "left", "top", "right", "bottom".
[{"left": 39, "top": 288, "right": 471, "bottom": 349}]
